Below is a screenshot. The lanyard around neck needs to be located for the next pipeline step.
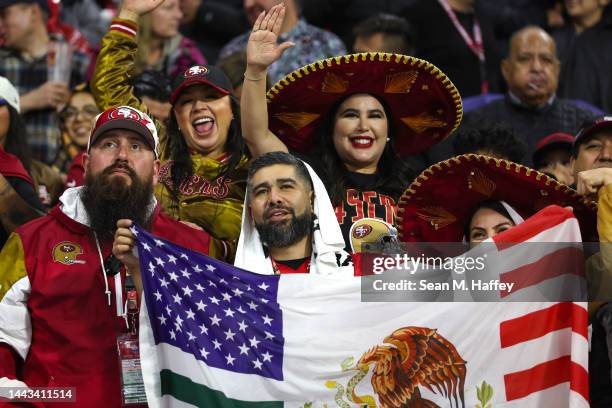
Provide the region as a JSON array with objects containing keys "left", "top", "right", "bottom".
[
  {"left": 437, "top": 0, "right": 485, "bottom": 62},
  {"left": 437, "top": 0, "right": 489, "bottom": 93}
]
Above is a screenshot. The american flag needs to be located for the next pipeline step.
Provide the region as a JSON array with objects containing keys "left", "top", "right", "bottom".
[{"left": 132, "top": 225, "right": 285, "bottom": 380}]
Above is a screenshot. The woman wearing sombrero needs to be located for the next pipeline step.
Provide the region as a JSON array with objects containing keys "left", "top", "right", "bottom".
[
  {"left": 241, "top": 4, "right": 463, "bottom": 248},
  {"left": 396, "top": 154, "right": 597, "bottom": 245}
]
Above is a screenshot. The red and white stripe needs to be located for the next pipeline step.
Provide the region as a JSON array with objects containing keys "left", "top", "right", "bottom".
[
  {"left": 499, "top": 302, "right": 589, "bottom": 405},
  {"left": 493, "top": 206, "right": 586, "bottom": 300},
  {"left": 109, "top": 19, "right": 137, "bottom": 38},
  {"left": 493, "top": 207, "right": 589, "bottom": 406}
]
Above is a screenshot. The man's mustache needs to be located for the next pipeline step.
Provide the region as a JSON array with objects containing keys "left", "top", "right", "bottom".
[
  {"left": 264, "top": 203, "right": 295, "bottom": 220},
  {"left": 101, "top": 162, "right": 137, "bottom": 179}
]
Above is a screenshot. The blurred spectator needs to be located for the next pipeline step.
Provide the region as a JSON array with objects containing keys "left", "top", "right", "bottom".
[
  {"left": 476, "top": 0, "right": 563, "bottom": 59},
  {"left": 179, "top": 0, "right": 248, "bottom": 64},
  {"left": 552, "top": 0, "right": 610, "bottom": 63},
  {"left": 29, "top": 145, "right": 64, "bottom": 205},
  {"left": 302, "top": 0, "right": 409, "bottom": 49},
  {"left": 54, "top": 83, "right": 99, "bottom": 174},
  {"left": 0, "top": 77, "right": 47, "bottom": 246},
  {"left": 546, "top": 0, "right": 567, "bottom": 29},
  {"left": 46, "top": 0, "right": 93, "bottom": 56},
  {"left": 216, "top": 50, "right": 270, "bottom": 99},
  {"left": 352, "top": 13, "right": 415, "bottom": 54},
  {"left": 0, "top": 0, "right": 90, "bottom": 165},
  {"left": 452, "top": 120, "right": 527, "bottom": 163},
  {"left": 399, "top": 0, "right": 502, "bottom": 97},
  {"left": 219, "top": 0, "right": 346, "bottom": 84},
  {"left": 135, "top": 0, "right": 206, "bottom": 80},
  {"left": 461, "top": 91, "right": 604, "bottom": 115},
  {"left": 569, "top": 116, "right": 612, "bottom": 406},
  {"left": 591, "top": 302, "right": 612, "bottom": 406},
  {"left": 62, "top": 148, "right": 84, "bottom": 189},
  {"left": 132, "top": 69, "right": 172, "bottom": 122},
  {"left": 557, "top": 3, "right": 612, "bottom": 112},
  {"left": 532, "top": 131, "right": 574, "bottom": 185},
  {"left": 0, "top": 77, "right": 64, "bottom": 207},
  {"left": 465, "top": 26, "right": 594, "bottom": 166},
  {"left": 59, "top": 0, "right": 110, "bottom": 47}
]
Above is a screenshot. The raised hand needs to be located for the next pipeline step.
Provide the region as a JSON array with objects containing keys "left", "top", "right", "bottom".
[
  {"left": 246, "top": 3, "right": 294, "bottom": 74},
  {"left": 119, "top": 0, "right": 166, "bottom": 21}
]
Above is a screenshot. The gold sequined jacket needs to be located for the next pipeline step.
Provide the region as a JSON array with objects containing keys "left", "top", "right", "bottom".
[{"left": 91, "top": 18, "right": 248, "bottom": 260}]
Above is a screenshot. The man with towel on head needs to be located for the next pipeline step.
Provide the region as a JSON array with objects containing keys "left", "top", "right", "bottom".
[{"left": 234, "top": 151, "right": 354, "bottom": 276}]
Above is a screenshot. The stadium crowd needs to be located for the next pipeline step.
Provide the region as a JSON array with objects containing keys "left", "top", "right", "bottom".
[{"left": 0, "top": 0, "right": 611, "bottom": 406}]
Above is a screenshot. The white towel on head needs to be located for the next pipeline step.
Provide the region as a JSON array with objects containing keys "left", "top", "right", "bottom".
[
  {"left": 500, "top": 200, "right": 525, "bottom": 225},
  {"left": 234, "top": 160, "right": 353, "bottom": 276}
]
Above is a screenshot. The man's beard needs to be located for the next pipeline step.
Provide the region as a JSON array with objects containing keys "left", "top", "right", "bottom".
[
  {"left": 255, "top": 205, "right": 314, "bottom": 249},
  {"left": 81, "top": 162, "right": 154, "bottom": 240}
]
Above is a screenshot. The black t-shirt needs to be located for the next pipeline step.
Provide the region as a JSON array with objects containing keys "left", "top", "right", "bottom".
[
  {"left": 0, "top": 176, "right": 45, "bottom": 247},
  {"left": 334, "top": 172, "right": 398, "bottom": 250},
  {"left": 295, "top": 153, "right": 399, "bottom": 250}
]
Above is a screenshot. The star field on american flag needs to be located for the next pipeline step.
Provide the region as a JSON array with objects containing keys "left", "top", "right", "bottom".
[{"left": 132, "top": 226, "right": 284, "bottom": 380}]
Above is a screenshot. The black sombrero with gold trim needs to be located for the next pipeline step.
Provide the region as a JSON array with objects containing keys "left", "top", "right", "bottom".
[
  {"left": 396, "top": 154, "right": 598, "bottom": 242},
  {"left": 266, "top": 53, "right": 463, "bottom": 157}
]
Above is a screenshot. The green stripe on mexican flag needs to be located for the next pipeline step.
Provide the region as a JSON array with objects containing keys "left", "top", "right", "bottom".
[{"left": 159, "top": 369, "right": 282, "bottom": 407}]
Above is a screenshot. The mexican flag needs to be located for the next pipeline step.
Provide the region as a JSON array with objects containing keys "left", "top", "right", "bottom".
[{"left": 136, "top": 206, "right": 589, "bottom": 407}]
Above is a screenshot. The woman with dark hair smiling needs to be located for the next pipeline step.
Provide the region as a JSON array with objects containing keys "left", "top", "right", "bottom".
[
  {"left": 55, "top": 84, "right": 100, "bottom": 175},
  {"left": 91, "top": 0, "right": 249, "bottom": 259},
  {"left": 241, "top": 4, "right": 462, "bottom": 247},
  {"left": 465, "top": 200, "right": 516, "bottom": 245}
]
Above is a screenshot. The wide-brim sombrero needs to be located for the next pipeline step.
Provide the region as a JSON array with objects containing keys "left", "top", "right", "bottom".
[
  {"left": 266, "top": 53, "right": 462, "bottom": 157},
  {"left": 396, "top": 154, "right": 598, "bottom": 243}
]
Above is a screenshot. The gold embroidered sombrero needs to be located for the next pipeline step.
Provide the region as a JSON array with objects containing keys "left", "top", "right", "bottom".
[
  {"left": 396, "top": 154, "right": 598, "bottom": 242},
  {"left": 266, "top": 53, "right": 463, "bottom": 156}
]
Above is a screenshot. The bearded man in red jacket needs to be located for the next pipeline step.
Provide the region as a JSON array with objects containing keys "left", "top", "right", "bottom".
[{"left": 0, "top": 105, "right": 224, "bottom": 407}]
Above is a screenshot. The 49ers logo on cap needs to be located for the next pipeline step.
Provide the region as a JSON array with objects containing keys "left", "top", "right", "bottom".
[
  {"left": 109, "top": 106, "right": 141, "bottom": 121},
  {"left": 100, "top": 106, "right": 152, "bottom": 128},
  {"left": 352, "top": 224, "right": 373, "bottom": 239},
  {"left": 185, "top": 65, "right": 208, "bottom": 77}
]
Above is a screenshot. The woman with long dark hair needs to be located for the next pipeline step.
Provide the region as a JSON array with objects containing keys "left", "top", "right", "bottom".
[
  {"left": 0, "top": 77, "right": 46, "bottom": 246},
  {"left": 91, "top": 0, "right": 249, "bottom": 259},
  {"left": 241, "top": 4, "right": 462, "bottom": 246}
]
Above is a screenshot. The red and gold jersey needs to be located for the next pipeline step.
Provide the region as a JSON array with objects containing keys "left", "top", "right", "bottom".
[{"left": 155, "top": 153, "right": 249, "bottom": 249}]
